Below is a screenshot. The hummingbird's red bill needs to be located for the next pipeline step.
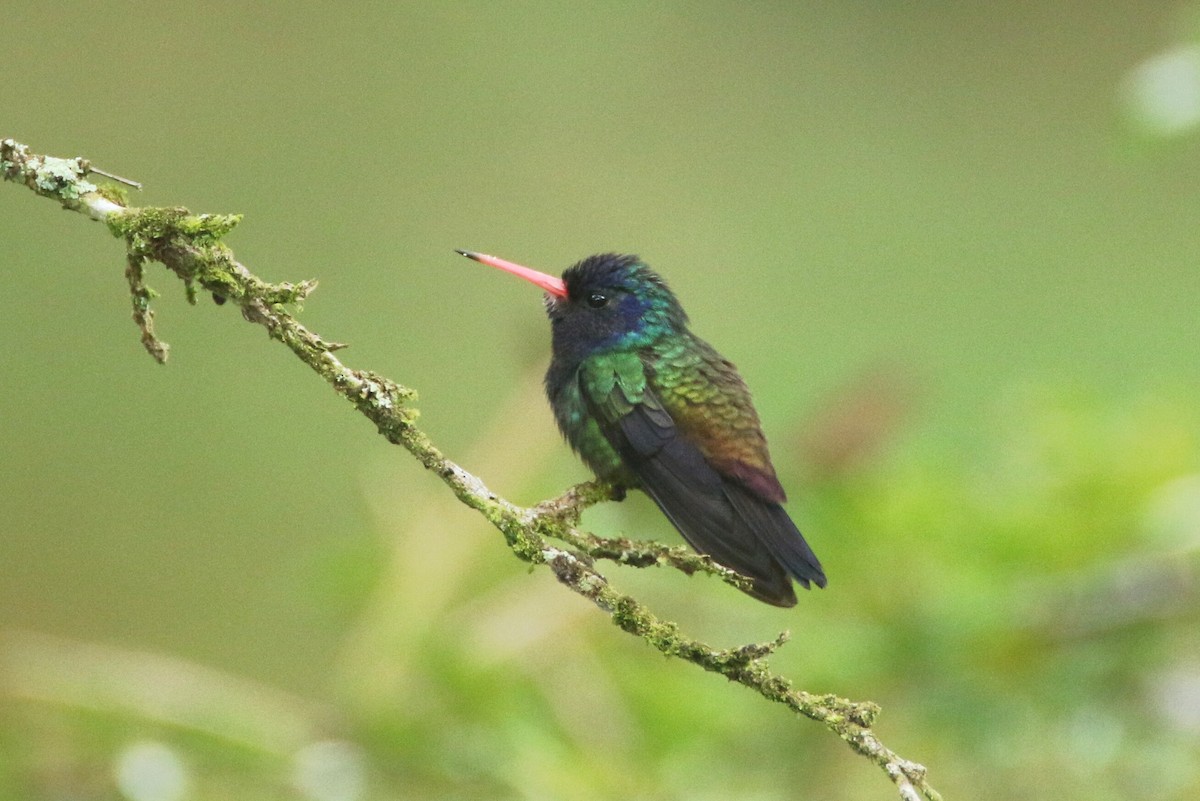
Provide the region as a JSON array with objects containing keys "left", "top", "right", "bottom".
[{"left": 456, "top": 249, "right": 568, "bottom": 298}]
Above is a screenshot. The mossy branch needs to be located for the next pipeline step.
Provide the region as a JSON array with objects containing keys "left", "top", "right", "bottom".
[{"left": 2, "top": 138, "right": 942, "bottom": 801}]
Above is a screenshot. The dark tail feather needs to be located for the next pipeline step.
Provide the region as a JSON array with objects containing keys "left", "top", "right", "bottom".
[
  {"left": 650, "top": 484, "right": 799, "bottom": 606},
  {"left": 599, "top": 399, "right": 821, "bottom": 606},
  {"left": 725, "top": 482, "right": 827, "bottom": 591},
  {"left": 632, "top": 438, "right": 804, "bottom": 606}
]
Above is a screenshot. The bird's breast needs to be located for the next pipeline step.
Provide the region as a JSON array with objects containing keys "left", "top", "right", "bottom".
[{"left": 545, "top": 358, "right": 638, "bottom": 485}]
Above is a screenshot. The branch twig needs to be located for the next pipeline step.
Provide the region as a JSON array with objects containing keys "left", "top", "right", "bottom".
[{"left": 2, "top": 138, "right": 942, "bottom": 801}]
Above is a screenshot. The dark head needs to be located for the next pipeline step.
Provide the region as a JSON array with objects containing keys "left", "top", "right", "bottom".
[{"left": 457, "top": 250, "right": 688, "bottom": 359}]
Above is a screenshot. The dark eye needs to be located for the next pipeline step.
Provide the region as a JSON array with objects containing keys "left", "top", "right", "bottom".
[{"left": 586, "top": 292, "right": 609, "bottom": 308}]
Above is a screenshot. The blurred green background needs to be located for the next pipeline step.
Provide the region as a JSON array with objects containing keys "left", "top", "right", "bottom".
[{"left": 3, "top": 2, "right": 1200, "bottom": 800}]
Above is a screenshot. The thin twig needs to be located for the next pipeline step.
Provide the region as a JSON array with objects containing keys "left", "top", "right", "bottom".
[{"left": 85, "top": 164, "right": 143, "bottom": 190}]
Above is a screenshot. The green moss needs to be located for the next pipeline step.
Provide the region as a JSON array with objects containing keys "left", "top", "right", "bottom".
[
  {"left": 104, "top": 212, "right": 128, "bottom": 239},
  {"left": 189, "top": 244, "right": 243, "bottom": 298},
  {"left": 610, "top": 595, "right": 683, "bottom": 655},
  {"left": 95, "top": 184, "right": 129, "bottom": 207},
  {"left": 109, "top": 207, "right": 188, "bottom": 253},
  {"left": 260, "top": 279, "right": 316, "bottom": 306},
  {"left": 104, "top": 207, "right": 324, "bottom": 320},
  {"left": 109, "top": 207, "right": 242, "bottom": 254},
  {"left": 178, "top": 212, "right": 243, "bottom": 241}
]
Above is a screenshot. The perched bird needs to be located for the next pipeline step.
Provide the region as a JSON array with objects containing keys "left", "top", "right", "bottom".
[{"left": 457, "top": 250, "right": 826, "bottom": 606}]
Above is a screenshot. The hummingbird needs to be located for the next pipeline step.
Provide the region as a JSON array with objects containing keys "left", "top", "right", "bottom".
[{"left": 457, "top": 250, "right": 826, "bottom": 606}]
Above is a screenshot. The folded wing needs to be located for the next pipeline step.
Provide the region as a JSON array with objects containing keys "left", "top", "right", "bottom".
[{"left": 582, "top": 360, "right": 824, "bottom": 606}]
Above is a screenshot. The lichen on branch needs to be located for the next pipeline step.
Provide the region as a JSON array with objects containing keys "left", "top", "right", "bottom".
[{"left": 2, "top": 138, "right": 942, "bottom": 801}]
